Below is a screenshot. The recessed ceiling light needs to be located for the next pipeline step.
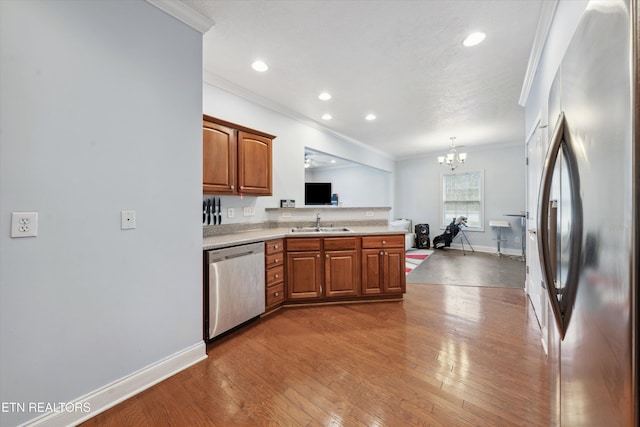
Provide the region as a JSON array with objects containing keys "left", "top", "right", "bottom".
[
  {"left": 318, "top": 92, "right": 332, "bottom": 101},
  {"left": 322, "top": 114, "right": 332, "bottom": 120},
  {"left": 365, "top": 114, "right": 376, "bottom": 121},
  {"left": 463, "top": 32, "right": 486, "bottom": 47},
  {"left": 251, "top": 60, "right": 269, "bottom": 72}
]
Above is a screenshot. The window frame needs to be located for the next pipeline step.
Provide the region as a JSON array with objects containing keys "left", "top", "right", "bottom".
[{"left": 439, "top": 170, "right": 485, "bottom": 232}]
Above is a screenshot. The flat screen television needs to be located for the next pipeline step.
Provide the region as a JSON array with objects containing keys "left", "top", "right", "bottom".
[{"left": 305, "top": 182, "right": 332, "bottom": 205}]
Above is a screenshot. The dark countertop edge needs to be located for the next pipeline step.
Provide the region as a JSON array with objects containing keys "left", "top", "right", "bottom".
[{"left": 203, "top": 226, "right": 408, "bottom": 251}]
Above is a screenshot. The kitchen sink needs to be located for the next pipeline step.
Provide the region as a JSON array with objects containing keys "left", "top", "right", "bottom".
[{"left": 290, "top": 227, "right": 352, "bottom": 233}]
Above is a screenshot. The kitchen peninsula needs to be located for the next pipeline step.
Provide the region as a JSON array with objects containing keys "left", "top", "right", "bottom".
[{"left": 203, "top": 207, "right": 407, "bottom": 334}]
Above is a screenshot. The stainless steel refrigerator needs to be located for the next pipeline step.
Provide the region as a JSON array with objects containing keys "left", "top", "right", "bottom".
[{"left": 537, "top": 0, "right": 638, "bottom": 425}]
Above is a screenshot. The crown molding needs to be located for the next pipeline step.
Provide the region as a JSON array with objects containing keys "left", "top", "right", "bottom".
[
  {"left": 518, "top": 0, "right": 559, "bottom": 106},
  {"left": 146, "top": 0, "right": 214, "bottom": 34},
  {"left": 396, "top": 140, "right": 523, "bottom": 163}
]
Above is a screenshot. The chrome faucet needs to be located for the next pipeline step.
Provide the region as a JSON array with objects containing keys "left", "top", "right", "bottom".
[{"left": 315, "top": 213, "right": 321, "bottom": 230}]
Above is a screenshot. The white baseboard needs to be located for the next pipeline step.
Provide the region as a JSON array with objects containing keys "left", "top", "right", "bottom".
[
  {"left": 21, "top": 341, "right": 207, "bottom": 427},
  {"left": 448, "top": 243, "right": 523, "bottom": 257}
]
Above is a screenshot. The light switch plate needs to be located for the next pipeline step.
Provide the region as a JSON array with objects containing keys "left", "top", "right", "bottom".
[
  {"left": 121, "top": 211, "right": 136, "bottom": 230},
  {"left": 11, "top": 212, "right": 38, "bottom": 238}
]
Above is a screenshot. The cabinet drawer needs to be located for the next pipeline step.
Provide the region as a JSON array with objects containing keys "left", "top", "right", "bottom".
[
  {"left": 266, "top": 253, "right": 284, "bottom": 268},
  {"left": 266, "top": 265, "right": 284, "bottom": 286},
  {"left": 361, "top": 235, "right": 405, "bottom": 249},
  {"left": 323, "top": 237, "right": 357, "bottom": 251},
  {"left": 265, "top": 239, "right": 284, "bottom": 255},
  {"left": 266, "top": 283, "right": 284, "bottom": 306},
  {"left": 286, "top": 238, "right": 321, "bottom": 251}
]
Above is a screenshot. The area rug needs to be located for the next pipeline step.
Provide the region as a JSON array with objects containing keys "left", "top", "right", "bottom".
[{"left": 405, "top": 249, "right": 434, "bottom": 274}]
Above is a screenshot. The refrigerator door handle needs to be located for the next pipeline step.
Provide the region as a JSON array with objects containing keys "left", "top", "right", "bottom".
[{"left": 537, "top": 112, "right": 583, "bottom": 339}]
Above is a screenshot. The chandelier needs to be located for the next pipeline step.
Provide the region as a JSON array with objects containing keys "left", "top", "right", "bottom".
[{"left": 438, "top": 137, "right": 467, "bottom": 171}]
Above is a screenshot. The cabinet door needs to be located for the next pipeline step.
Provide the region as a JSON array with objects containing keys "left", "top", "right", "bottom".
[
  {"left": 287, "top": 251, "right": 322, "bottom": 299},
  {"left": 238, "top": 131, "right": 272, "bottom": 195},
  {"left": 383, "top": 248, "right": 406, "bottom": 294},
  {"left": 325, "top": 250, "right": 359, "bottom": 298},
  {"left": 361, "top": 249, "right": 383, "bottom": 295},
  {"left": 203, "top": 120, "right": 236, "bottom": 194}
]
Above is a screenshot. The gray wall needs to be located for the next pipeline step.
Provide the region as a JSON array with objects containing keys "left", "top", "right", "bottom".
[
  {"left": 0, "top": 1, "right": 203, "bottom": 425},
  {"left": 395, "top": 144, "right": 526, "bottom": 253},
  {"left": 305, "top": 164, "right": 391, "bottom": 207}
]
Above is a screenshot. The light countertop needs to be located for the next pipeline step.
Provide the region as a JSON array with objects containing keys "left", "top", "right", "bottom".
[{"left": 203, "top": 226, "right": 407, "bottom": 250}]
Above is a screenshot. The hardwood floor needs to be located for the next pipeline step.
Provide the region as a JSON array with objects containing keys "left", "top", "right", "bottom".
[{"left": 81, "top": 284, "right": 549, "bottom": 426}]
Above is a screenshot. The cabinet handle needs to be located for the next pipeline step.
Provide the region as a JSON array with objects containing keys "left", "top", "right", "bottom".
[
  {"left": 380, "top": 251, "right": 384, "bottom": 256},
  {"left": 382, "top": 240, "right": 386, "bottom": 245},
  {"left": 275, "top": 273, "right": 279, "bottom": 279},
  {"left": 275, "top": 259, "right": 279, "bottom": 263},
  {"left": 274, "top": 245, "right": 278, "bottom": 249},
  {"left": 326, "top": 254, "right": 329, "bottom": 258},
  {"left": 240, "top": 186, "right": 244, "bottom": 190},
  {"left": 317, "top": 254, "right": 320, "bottom": 258},
  {"left": 230, "top": 185, "right": 234, "bottom": 190},
  {"left": 274, "top": 292, "right": 279, "bottom": 297}
]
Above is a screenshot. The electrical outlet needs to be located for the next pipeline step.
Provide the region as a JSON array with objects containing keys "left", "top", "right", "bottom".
[
  {"left": 227, "top": 208, "right": 234, "bottom": 218},
  {"left": 281, "top": 212, "right": 291, "bottom": 218},
  {"left": 11, "top": 212, "right": 38, "bottom": 238},
  {"left": 121, "top": 211, "right": 136, "bottom": 230},
  {"left": 243, "top": 206, "right": 255, "bottom": 216}
]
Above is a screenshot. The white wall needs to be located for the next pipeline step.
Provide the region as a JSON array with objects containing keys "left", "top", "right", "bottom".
[
  {"left": 305, "top": 164, "right": 391, "bottom": 207},
  {"left": 203, "top": 83, "right": 395, "bottom": 223},
  {"left": 524, "top": 0, "right": 589, "bottom": 134},
  {"left": 0, "top": 1, "right": 204, "bottom": 425},
  {"left": 395, "top": 144, "right": 526, "bottom": 252}
]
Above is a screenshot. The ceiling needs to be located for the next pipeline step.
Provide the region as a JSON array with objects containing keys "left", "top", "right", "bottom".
[{"left": 182, "top": 0, "right": 543, "bottom": 159}]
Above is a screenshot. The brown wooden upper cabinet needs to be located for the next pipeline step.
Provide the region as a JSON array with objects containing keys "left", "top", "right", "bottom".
[{"left": 203, "top": 115, "right": 275, "bottom": 196}]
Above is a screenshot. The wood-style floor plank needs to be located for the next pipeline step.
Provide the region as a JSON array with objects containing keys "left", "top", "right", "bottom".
[{"left": 81, "top": 284, "right": 550, "bottom": 426}]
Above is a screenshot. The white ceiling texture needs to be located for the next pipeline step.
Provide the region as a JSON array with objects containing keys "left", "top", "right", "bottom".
[{"left": 183, "top": 0, "right": 543, "bottom": 159}]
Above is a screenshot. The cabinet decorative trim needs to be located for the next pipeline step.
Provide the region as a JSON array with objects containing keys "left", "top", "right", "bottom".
[{"left": 203, "top": 114, "right": 276, "bottom": 140}]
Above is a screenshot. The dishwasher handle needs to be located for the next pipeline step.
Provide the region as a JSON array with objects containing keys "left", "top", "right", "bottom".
[
  {"left": 207, "top": 242, "right": 265, "bottom": 264},
  {"left": 225, "top": 250, "right": 257, "bottom": 260}
]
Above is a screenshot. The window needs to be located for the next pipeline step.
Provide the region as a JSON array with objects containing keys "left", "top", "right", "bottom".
[{"left": 441, "top": 170, "right": 484, "bottom": 230}]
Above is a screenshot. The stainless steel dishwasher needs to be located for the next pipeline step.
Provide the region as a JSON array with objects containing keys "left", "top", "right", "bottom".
[{"left": 204, "top": 242, "right": 265, "bottom": 340}]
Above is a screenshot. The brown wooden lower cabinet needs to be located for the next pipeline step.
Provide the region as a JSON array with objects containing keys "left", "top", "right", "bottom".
[
  {"left": 361, "top": 249, "right": 406, "bottom": 294},
  {"left": 284, "top": 235, "right": 402, "bottom": 304},
  {"left": 361, "top": 249, "right": 384, "bottom": 295},
  {"left": 324, "top": 250, "right": 360, "bottom": 297},
  {"left": 361, "top": 235, "right": 406, "bottom": 295},
  {"left": 382, "top": 247, "right": 406, "bottom": 293},
  {"left": 286, "top": 238, "right": 323, "bottom": 300},
  {"left": 265, "top": 239, "right": 285, "bottom": 313}
]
